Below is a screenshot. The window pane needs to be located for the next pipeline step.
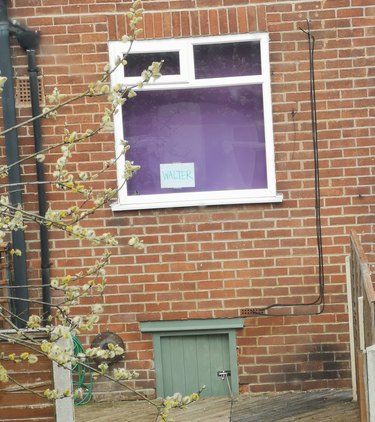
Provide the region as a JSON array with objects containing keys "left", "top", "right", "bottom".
[
  {"left": 194, "top": 41, "right": 261, "bottom": 78},
  {"left": 123, "top": 85, "right": 267, "bottom": 196},
  {"left": 124, "top": 52, "right": 180, "bottom": 77}
]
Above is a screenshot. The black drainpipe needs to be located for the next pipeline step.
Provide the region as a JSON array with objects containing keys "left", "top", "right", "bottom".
[
  {"left": 14, "top": 23, "right": 51, "bottom": 321},
  {"left": 27, "top": 48, "right": 51, "bottom": 322},
  {"left": 0, "top": 0, "right": 29, "bottom": 326},
  {"left": 26, "top": 48, "right": 51, "bottom": 322}
]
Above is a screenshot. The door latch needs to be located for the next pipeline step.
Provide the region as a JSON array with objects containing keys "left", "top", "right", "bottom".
[{"left": 217, "top": 370, "right": 231, "bottom": 380}]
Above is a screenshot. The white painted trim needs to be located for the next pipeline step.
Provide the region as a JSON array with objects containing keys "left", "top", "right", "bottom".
[
  {"left": 366, "top": 345, "right": 375, "bottom": 422},
  {"left": 53, "top": 338, "right": 74, "bottom": 422},
  {"left": 358, "top": 296, "right": 365, "bottom": 352},
  {"left": 112, "top": 191, "right": 283, "bottom": 211},
  {"left": 108, "top": 33, "right": 281, "bottom": 211},
  {"left": 140, "top": 318, "right": 245, "bottom": 332},
  {"left": 345, "top": 255, "right": 357, "bottom": 402}
]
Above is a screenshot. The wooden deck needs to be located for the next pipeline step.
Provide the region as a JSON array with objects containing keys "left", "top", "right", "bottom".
[{"left": 75, "top": 389, "right": 359, "bottom": 422}]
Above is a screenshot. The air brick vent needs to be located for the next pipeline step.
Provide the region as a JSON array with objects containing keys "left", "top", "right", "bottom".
[{"left": 15, "top": 75, "right": 45, "bottom": 107}]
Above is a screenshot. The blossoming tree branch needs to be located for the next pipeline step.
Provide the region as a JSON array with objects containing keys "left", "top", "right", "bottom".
[{"left": 0, "top": 1, "right": 201, "bottom": 420}]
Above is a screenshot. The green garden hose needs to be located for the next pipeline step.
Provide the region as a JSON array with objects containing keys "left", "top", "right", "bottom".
[{"left": 72, "top": 335, "right": 93, "bottom": 406}]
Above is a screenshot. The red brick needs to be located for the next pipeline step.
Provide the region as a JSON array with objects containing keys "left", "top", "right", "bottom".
[
  {"left": 237, "top": 6, "right": 248, "bottom": 32},
  {"left": 144, "top": 13, "right": 154, "bottom": 38},
  {"left": 218, "top": 8, "right": 229, "bottom": 33},
  {"left": 256, "top": 5, "right": 267, "bottom": 31},
  {"left": 208, "top": 9, "right": 220, "bottom": 35},
  {"left": 170, "top": 0, "right": 195, "bottom": 9},
  {"left": 172, "top": 11, "right": 181, "bottom": 37},
  {"left": 199, "top": 9, "right": 210, "bottom": 35},
  {"left": 190, "top": 10, "right": 200, "bottom": 36},
  {"left": 228, "top": 8, "right": 238, "bottom": 32},
  {"left": 181, "top": 11, "right": 190, "bottom": 36},
  {"left": 197, "top": 0, "right": 221, "bottom": 6}
]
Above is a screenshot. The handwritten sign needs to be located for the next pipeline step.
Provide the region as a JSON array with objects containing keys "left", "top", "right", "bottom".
[{"left": 160, "top": 163, "right": 195, "bottom": 189}]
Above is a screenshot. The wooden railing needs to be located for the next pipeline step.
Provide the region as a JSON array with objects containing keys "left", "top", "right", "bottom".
[
  {"left": 0, "top": 243, "right": 11, "bottom": 329},
  {"left": 347, "top": 231, "right": 375, "bottom": 422}
]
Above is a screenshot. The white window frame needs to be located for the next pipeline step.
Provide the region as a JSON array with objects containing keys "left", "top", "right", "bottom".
[{"left": 109, "top": 33, "right": 282, "bottom": 211}]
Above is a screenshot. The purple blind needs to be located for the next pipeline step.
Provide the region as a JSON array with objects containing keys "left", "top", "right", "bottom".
[
  {"left": 193, "top": 41, "right": 261, "bottom": 79},
  {"left": 123, "top": 85, "right": 267, "bottom": 196}
]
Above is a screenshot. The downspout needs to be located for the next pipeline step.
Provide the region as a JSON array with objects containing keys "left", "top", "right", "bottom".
[
  {"left": 26, "top": 46, "right": 51, "bottom": 321},
  {"left": 14, "top": 25, "right": 51, "bottom": 321},
  {"left": 0, "top": 0, "right": 29, "bottom": 327}
]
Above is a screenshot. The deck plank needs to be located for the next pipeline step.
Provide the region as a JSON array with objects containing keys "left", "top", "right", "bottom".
[{"left": 75, "top": 389, "right": 359, "bottom": 422}]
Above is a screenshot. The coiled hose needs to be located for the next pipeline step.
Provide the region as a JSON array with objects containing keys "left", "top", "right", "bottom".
[{"left": 72, "top": 336, "right": 93, "bottom": 406}]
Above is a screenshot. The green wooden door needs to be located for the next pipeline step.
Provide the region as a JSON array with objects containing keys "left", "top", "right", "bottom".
[{"left": 159, "top": 334, "right": 231, "bottom": 397}]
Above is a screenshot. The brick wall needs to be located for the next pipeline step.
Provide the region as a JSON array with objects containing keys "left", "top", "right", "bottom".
[{"left": 4, "top": 0, "right": 374, "bottom": 396}]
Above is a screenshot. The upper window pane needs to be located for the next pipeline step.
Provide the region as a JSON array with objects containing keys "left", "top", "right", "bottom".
[
  {"left": 124, "top": 52, "right": 180, "bottom": 77},
  {"left": 193, "top": 41, "right": 261, "bottom": 79}
]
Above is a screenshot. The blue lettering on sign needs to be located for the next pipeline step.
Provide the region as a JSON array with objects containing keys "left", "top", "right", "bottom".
[
  {"left": 160, "top": 163, "right": 195, "bottom": 189},
  {"left": 161, "top": 170, "right": 193, "bottom": 181}
]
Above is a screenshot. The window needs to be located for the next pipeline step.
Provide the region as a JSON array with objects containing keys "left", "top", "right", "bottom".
[{"left": 109, "top": 34, "right": 282, "bottom": 210}]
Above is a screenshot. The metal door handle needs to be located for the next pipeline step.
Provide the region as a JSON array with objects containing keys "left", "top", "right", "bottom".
[{"left": 217, "top": 370, "right": 231, "bottom": 380}]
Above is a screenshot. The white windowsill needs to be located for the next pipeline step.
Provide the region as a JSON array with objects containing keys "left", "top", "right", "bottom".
[{"left": 111, "top": 192, "right": 283, "bottom": 211}]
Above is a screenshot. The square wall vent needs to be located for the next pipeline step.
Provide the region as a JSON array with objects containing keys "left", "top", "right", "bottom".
[{"left": 15, "top": 76, "right": 45, "bottom": 107}]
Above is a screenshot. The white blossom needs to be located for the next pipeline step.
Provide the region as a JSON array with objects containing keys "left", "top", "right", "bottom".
[{"left": 0, "top": 76, "right": 7, "bottom": 94}]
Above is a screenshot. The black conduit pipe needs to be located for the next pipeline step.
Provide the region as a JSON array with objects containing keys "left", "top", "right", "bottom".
[
  {"left": 0, "top": 0, "right": 29, "bottom": 326},
  {"left": 25, "top": 48, "right": 51, "bottom": 322}
]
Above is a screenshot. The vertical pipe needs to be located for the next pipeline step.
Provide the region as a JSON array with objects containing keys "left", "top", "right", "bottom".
[
  {"left": 346, "top": 255, "right": 358, "bottom": 402},
  {"left": 26, "top": 49, "right": 51, "bottom": 321},
  {"left": 0, "top": 0, "right": 29, "bottom": 326}
]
